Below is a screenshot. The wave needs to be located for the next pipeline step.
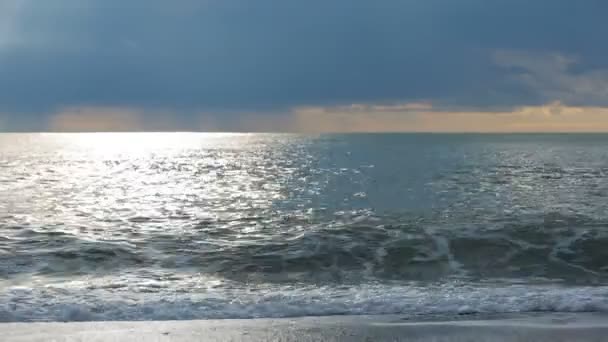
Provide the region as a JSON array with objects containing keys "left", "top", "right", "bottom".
[
  {"left": 1, "top": 282, "right": 607, "bottom": 322},
  {"left": 2, "top": 212, "right": 608, "bottom": 283}
]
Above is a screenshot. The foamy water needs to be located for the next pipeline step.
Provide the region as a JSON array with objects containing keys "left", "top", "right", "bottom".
[{"left": 1, "top": 133, "right": 608, "bottom": 321}]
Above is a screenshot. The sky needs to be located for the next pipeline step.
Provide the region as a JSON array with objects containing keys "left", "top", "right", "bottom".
[{"left": 0, "top": 0, "right": 607, "bottom": 132}]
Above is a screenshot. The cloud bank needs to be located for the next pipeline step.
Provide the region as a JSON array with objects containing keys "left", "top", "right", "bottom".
[{"left": 0, "top": 0, "right": 607, "bottom": 131}]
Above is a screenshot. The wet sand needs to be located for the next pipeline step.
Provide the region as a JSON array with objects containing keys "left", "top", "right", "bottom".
[{"left": 3, "top": 313, "right": 608, "bottom": 341}]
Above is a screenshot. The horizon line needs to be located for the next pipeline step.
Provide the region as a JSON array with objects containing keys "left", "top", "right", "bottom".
[{"left": 3, "top": 131, "right": 608, "bottom": 134}]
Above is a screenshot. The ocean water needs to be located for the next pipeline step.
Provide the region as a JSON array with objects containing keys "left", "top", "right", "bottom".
[{"left": 1, "top": 133, "right": 608, "bottom": 322}]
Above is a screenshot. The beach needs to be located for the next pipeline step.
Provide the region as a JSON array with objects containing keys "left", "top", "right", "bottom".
[{"left": 4, "top": 313, "right": 608, "bottom": 342}]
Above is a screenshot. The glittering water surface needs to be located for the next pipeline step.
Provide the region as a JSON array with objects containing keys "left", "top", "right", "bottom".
[{"left": 1, "top": 133, "right": 608, "bottom": 321}]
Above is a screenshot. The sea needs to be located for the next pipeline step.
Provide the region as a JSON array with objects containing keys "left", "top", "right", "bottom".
[{"left": 1, "top": 133, "right": 607, "bottom": 322}]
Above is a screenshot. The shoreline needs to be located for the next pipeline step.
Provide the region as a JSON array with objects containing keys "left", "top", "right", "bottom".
[{"left": 3, "top": 312, "right": 608, "bottom": 341}]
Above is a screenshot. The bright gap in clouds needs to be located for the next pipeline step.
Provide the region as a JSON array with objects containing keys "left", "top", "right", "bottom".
[{"left": 44, "top": 102, "right": 608, "bottom": 133}]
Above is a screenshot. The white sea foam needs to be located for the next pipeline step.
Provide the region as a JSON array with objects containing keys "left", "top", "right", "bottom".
[{"left": 1, "top": 279, "right": 607, "bottom": 322}]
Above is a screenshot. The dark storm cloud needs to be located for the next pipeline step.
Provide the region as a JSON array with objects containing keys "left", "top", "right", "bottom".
[{"left": 0, "top": 0, "right": 607, "bottom": 130}]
